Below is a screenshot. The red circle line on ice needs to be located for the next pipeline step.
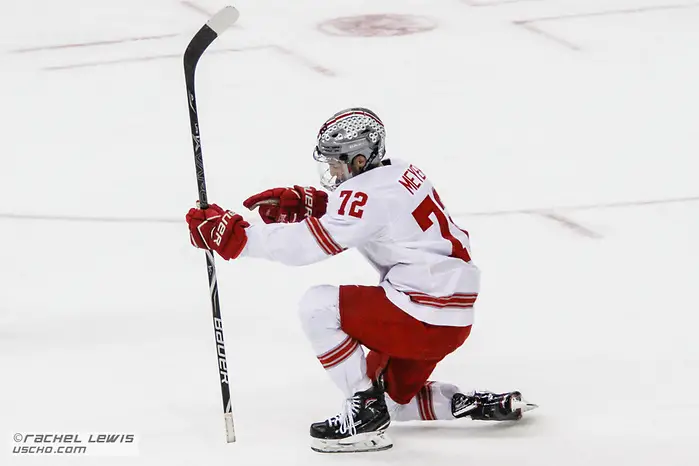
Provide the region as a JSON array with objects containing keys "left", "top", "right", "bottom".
[{"left": 318, "top": 14, "right": 438, "bottom": 37}]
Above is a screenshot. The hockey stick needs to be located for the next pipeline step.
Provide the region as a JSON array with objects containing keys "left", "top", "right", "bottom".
[{"left": 183, "top": 5, "right": 240, "bottom": 443}]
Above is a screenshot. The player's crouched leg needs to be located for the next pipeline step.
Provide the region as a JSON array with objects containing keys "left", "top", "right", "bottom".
[
  {"left": 298, "top": 285, "right": 392, "bottom": 453},
  {"left": 297, "top": 284, "right": 372, "bottom": 395}
]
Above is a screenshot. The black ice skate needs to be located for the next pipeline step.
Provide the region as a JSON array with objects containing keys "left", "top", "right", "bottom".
[
  {"left": 310, "top": 383, "right": 392, "bottom": 453},
  {"left": 452, "top": 390, "right": 538, "bottom": 421}
]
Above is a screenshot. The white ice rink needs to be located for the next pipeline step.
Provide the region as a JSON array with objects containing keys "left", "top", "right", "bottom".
[{"left": 2, "top": 0, "right": 699, "bottom": 464}]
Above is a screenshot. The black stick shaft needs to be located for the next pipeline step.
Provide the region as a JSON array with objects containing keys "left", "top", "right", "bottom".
[{"left": 183, "top": 8, "right": 239, "bottom": 443}]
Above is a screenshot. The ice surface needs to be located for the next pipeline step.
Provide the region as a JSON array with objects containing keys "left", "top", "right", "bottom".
[{"left": 1, "top": 0, "right": 698, "bottom": 464}]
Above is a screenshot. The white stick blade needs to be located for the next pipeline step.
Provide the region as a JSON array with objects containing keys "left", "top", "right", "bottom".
[
  {"left": 224, "top": 412, "right": 236, "bottom": 443},
  {"left": 207, "top": 6, "right": 240, "bottom": 35}
]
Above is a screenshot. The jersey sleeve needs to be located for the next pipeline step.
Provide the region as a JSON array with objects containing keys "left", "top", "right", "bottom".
[
  {"left": 240, "top": 221, "right": 329, "bottom": 266},
  {"left": 240, "top": 187, "right": 387, "bottom": 266}
]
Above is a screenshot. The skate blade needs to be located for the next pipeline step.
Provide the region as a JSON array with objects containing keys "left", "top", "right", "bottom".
[
  {"left": 511, "top": 398, "right": 538, "bottom": 414},
  {"left": 311, "top": 431, "right": 393, "bottom": 453}
]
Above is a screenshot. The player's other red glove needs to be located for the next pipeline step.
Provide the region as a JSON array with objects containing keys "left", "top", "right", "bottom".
[
  {"left": 185, "top": 203, "right": 250, "bottom": 260},
  {"left": 243, "top": 186, "right": 327, "bottom": 224}
]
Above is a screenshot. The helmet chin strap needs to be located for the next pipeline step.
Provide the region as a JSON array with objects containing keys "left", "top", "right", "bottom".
[{"left": 350, "top": 149, "right": 379, "bottom": 176}]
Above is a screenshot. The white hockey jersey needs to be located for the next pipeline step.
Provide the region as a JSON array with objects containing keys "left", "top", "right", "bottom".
[{"left": 241, "top": 160, "right": 480, "bottom": 327}]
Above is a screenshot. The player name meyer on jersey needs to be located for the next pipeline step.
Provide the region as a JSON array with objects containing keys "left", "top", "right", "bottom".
[
  {"left": 242, "top": 160, "right": 481, "bottom": 328},
  {"left": 398, "top": 164, "right": 428, "bottom": 195}
]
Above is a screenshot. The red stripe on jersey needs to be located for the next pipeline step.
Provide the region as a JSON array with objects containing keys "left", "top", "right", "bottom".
[
  {"left": 406, "top": 292, "right": 478, "bottom": 309},
  {"left": 305, "top": 218, "right": 333, "bottom": 255},
  {"left": 318, "top": 336, "right": 359, "bottom": 369},
  {"left": 305, "top": 217, "right": 344, "bottom": 255}
]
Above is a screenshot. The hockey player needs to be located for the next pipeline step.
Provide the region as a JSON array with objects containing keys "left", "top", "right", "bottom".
[{"left": 185, "top": 108, "right": 535, "bottom": 453}]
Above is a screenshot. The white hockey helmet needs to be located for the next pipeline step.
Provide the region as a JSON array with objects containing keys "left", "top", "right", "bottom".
[{"left": 313, "top": 108, "right": 386, "bottom": 190}]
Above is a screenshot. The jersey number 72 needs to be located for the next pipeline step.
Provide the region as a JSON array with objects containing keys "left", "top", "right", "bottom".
[
  {"left": 412, "top": 189, "right": 472, "bottom": 263},
  {"left": 338, "top": 190, "right": 368, "bottom": 219}
]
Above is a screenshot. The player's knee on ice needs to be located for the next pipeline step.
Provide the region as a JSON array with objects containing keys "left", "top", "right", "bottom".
[{"left": 386, "top": 382, "right": 461, "bottom": 421}]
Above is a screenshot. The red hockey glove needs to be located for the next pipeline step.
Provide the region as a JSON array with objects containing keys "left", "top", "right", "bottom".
[
  {"left": 185, "top": 203, "right": 250, "bottom": 260},
  {"left": 242, "top": 185, "right": 328, "bottom": 224}
]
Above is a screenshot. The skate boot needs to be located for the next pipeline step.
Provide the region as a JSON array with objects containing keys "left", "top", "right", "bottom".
[
  {"left": 310, "top": 383, "right": 392, "bottom": 453},
  {"left": 452, "top": 390, "right": 538, "bottom": 421}
]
